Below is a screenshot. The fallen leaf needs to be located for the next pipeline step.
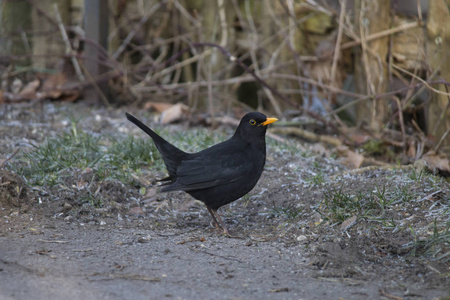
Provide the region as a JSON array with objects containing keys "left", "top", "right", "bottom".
[
  {"left": 144, "top": 101, "right": 173, "bottom": 112},
  {"left": 349, "top": 133, "right": 371, "bottom": 145},
  {"left": 337, "top": 145, "right": 364, "bottom": 169},
  {"left": 340, "top": 215, "right": 357, "bottom": 231},
  {"left": 38, "top": 71, "right": 79, "bottom": 102},
  {"left": 41, "top": 72, "right": 67, "bottom": 96},
  {"left": 19, "top": 79, "right": 40, "bottom": 99},
  {"left": 422, "top": 151, "right": 450, "bottom": 174},
  {"left": 310, "top": 143, "right": 330, "bottom": 156},
  {"left": 406, "top": 141, "right": 416, "bottom": 159},
  {"left": 160, "top": 103, "right": 189, "bottom": 124}
]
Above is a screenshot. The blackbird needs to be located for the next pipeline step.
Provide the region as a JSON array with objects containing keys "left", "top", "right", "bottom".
[{"left": 125, "top": 112, "right": 278, "bottom": 234}]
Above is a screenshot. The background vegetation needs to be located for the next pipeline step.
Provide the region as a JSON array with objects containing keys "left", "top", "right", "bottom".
[{"left": 1, "top": 0, "right": 449, "bottom": 163}]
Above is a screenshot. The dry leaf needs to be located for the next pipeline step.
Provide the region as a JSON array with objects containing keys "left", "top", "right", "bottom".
[
  {"left": 422, "top": 151, "right": 450, "bottom": 174},
  {"left": 37, "top": 71, "right": 80, "bottom": 102},
  {"left": 39, "top": 72, "right": 67, "bottom": 99},
  {"left": 310, "top": 143, "right": 330, "bottom": 156},
  {"left": 340, "top": 215, "right": 357, "bottom": 231},
  {"left": 59, "top": 90, "right": 80, "bottom": 102},
  {"left": 337, "top": 145, "right": 364, "bottom": 169},
  {"left": 19, "top": 79, "right": 40, "bottom": 100},
  {"left": 143, "top": 101, "right": 173, "bottom": 113},
  {"left": 349, "top": 133, "right": 371, "bottom": 145},
  {"left": 160, "top": 103, "right": 189, "bottom": 124},
  {"left": 406, "top": 141, "right": 416, "bottom": 159}
]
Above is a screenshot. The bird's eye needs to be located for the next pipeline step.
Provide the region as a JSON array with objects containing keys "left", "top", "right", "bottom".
[{"left": 249, "top": 119, "right": 256, "bottom": 125}]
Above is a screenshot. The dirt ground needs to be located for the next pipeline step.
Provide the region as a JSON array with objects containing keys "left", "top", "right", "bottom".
[{"left": 0, "top": 102, "right": 448, "bottom": 300}]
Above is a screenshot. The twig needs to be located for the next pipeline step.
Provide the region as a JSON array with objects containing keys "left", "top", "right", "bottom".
[
  {"left": 379, "top": 289, "right": 403, "bottom": 300},
  {"left": 393, "top": 96, "right": 406, "bottom": 149},
  {"left": 196, "top": 249, "right": 244, "bottom": 263},
  {"left": 434, "top": 127, "right": 450, "bottom": 152},
  {"left": 404, "top": 67, "right": 440, "bottom": 110},
  {"left": 330, "top": 0, "right": 346, "bottom": 90},
  {"left": 329, "top": 80, "right": 450, "bottom": 116},
  {"left": 331, "top": 21, "right": 421, "bottom": 56},
  {"left": 147, "top": 50, "right": 212, "bottom": 84},
  {"left": 270, "top": 127, "right": 342, "bottom": 147},
  {"left": 217, "top": 0, "right": 228, "bottom": 47},
  {"left": 244, "top": 0, "right": 282, "bottom": 116},
  {"left": 207, "top": 58, "right": 215, "bottom": 126},
  {"left": 431, "top": 84, "right": 450, "bottom": 136},
  {"left": 175, "top": 43, "right": 305, "bottom": 112},
  {"left": 417, "top": 0, "right": 423, "bottom": 22},
  {"left": 112, "top": 0, "right": 167, "bottom": 60},
  {"left": 419, "top": 190, "right": 442, "bottom": 202},
  {"left": 53, "top": 4, "right": 85, "bottom": 82},
  {"left": 173, "top": 0, "right": 201, "bottom": 28},
  {"left": 392, "top": 63, "right": 450, "bottom": 97},
  {"left": 37, "top": 239, "right": 69, "bottom": 244},
  {"left": 0, "top": 149, "right": 20, "bottom": 167},
  {"left": 272, "top": 73, "right": 364, "bottom": 99},
  {"left": 78, "top": 60, "right": 111, "bottom": 107},
  {"left": 89, "top": 273, "right": 161, "bottom": 282}
]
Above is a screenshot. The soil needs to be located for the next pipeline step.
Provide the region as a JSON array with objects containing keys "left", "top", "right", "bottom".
[{"left": 0, "top": 102, "right": 449, "bottom": 300}]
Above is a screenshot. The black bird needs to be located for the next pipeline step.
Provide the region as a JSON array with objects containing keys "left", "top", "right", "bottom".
[{"left": 125, "top": 112, "right": 278, "bottom": 234}]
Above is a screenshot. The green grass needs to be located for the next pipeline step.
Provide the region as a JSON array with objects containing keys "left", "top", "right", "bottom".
[
  {"left": 407, "top": 218, "right": 450, "bottom": 260},
  {"left": 8, "top": 125, "right": 164, "bottom": 188},
  {"left": 3, "top": 118, "right": 240, "bottom": 209},
  {"left": 270, "top": 203, "right": 302, "bottom": 220},
  {"left": 319, "top": 180, "right": 449, "bottom": 260},
  {"left": 320, "top": 185, "right": 360, "bottom": 222},
  {"left": 408, "top": 168, "right": 427, "bottom": 181},
  {"left": 305, "top": 172, "right": 325, "bottom": 186},
  {"left": 8, "top": 120, "right": 231, "bottom": 189},
  {"left": 319, "top": 183, "right": 425, "bottom": 223}
]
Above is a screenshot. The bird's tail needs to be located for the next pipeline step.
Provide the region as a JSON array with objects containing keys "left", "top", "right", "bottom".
[{"left": 125, "top": 113, "right": 187, "bottom": 177}]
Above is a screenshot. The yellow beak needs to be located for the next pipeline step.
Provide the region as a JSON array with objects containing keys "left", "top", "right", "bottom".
[{"left": 261, "top": 117, "right": 278, "bottom": 126}]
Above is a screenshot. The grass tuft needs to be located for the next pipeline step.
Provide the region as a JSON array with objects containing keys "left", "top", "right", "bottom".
[{"left": 9, "top": 126, "right": 164, "bottom": 188}]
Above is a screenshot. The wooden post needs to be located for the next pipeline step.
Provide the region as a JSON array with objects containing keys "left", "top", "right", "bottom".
[
  {"left": 426, "top": 0, "right": 450, "bottom": 153},
  {"left": 0, "top": 0, "right": 32, "bottom": 66},
  {"left": 354, "top": 0, "right": 391, "bottom": 130},
  {"left": 84, "top": 0, "right": 109, "bottom": 104}
]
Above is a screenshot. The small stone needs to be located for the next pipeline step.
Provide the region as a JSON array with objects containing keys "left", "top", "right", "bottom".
[
  {"left": 63, "top": 202, "right": 72, "bottom": 210},
  {"left": 296, "top": 235, "right": 307, "bottom": 242},
  {"left": 128, "top": 206, "right": 145, "bottom": 216},
  {"left": 138, "top": 235, "right": 151, "bottom": 243}
]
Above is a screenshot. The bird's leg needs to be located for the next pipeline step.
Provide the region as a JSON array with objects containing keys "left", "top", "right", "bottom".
[
  {"left": 207, "top": 207, "right": 222, "bottom": 231},
  {"left": 207, "top": 207, "right": 230, "bottom": 235}
]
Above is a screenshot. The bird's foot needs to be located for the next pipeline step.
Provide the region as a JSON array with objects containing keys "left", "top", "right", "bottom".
[{"left": 206, "top": 207, "right": 243, "bottom": 238}]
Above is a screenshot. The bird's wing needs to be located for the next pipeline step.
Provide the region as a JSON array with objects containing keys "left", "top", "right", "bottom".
[{"left": 162, "top": 142, "right": 252, "bottom": 192}]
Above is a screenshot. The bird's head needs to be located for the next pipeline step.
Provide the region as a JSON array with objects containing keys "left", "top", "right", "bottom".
[{"left": 233, "top": 112, "right": 278, "bottom": 140}]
